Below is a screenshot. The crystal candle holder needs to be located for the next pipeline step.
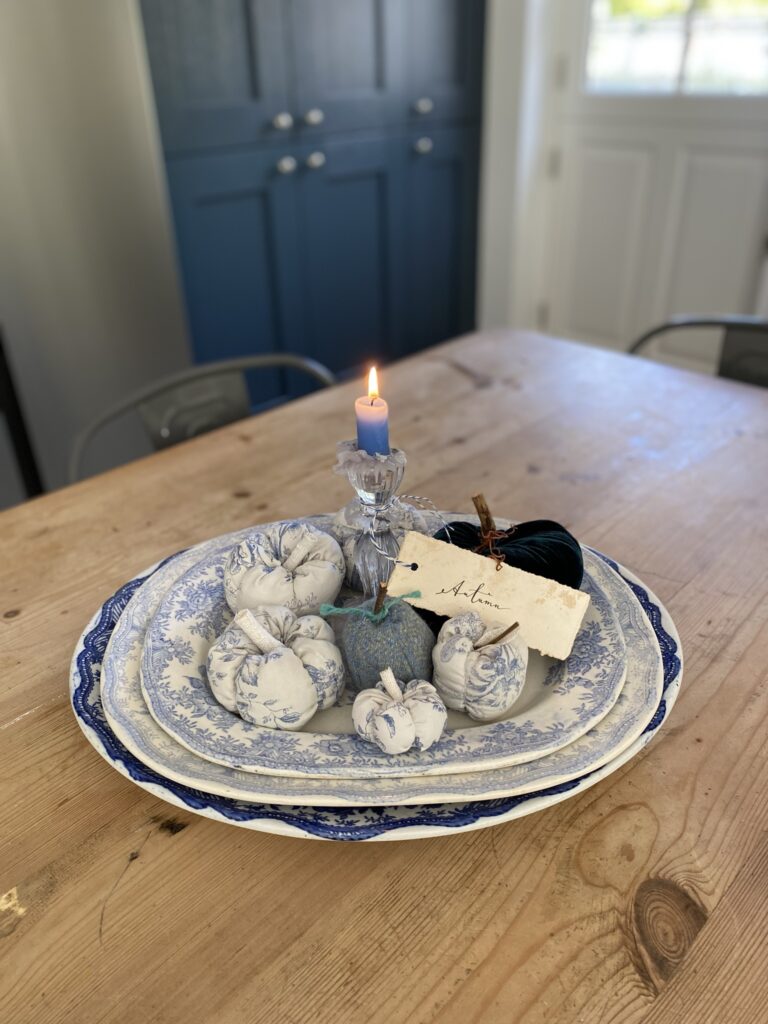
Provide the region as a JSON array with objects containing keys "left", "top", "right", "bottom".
[{"left": 334, "top": 441, "right": 407, "bottom": 597}]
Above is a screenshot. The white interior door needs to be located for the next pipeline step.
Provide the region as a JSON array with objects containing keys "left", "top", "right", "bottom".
[{"left": 535, "top": 0, "right": 768, "bottom": 373}]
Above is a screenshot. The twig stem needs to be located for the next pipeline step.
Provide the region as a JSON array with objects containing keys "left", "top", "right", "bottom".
[
  {"left": 482, "top": 621, "right": 519, "bottom": 647},
  {"left": 472, "top": 493, "right": 496, "bottom": 535},
  {"left": 373, "top": 582, "right": 388, "bottom": 615}
]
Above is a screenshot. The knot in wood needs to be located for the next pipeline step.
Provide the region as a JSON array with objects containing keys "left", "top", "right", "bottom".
[{"left": 632, "top": 878, "right": 708, "bottom": 986}]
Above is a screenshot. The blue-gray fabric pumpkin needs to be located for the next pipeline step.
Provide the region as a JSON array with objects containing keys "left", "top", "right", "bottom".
[{"left": 328, "top": 597, "right": 435, "bottom": 693}]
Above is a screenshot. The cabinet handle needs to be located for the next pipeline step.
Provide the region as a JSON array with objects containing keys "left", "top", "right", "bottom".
[
  {"left": 272, "top": 111, "right": 294, "bottom": 130},
  {"left": 304, "top": 108, "right": 325, "bottom": 126},
  {"left": 276, "top": 155, "right": 298, "bottom": 175},
  {"left": 306, "top": 151, "right": 326, "bottom": 170},
  {"left": 413, "top": 96, "right": 435, "bottom": 115},
  {"left": 413, "top": 136, "right": 434, "bottom": 155}
]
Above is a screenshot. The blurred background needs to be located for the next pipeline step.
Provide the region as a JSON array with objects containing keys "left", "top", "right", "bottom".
[{"left": 1, "top": 0, "right": 767, "bottom": 508}]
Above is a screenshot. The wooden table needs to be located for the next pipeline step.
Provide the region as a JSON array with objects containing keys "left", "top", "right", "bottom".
[{"left": 2, "top": 331, "right": 767, "bottom": 1024}]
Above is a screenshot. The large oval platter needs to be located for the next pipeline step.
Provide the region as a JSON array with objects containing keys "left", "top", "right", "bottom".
[{"left": 70, "top": 550, "right": 682, "bottom": 840}]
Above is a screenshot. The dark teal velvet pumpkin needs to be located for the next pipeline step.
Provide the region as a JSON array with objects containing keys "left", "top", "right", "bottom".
[{"left": 434, "top": 519, "right": 584, "bottom": 589}]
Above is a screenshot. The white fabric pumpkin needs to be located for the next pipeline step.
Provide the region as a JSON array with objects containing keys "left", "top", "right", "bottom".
[
  {"left": 432, "top": 612, "right": 528, "bottom": 721},
  {"left": 352, "top": 668, "right": 447, "bottom": 754},
  {"left": 224, "top": 522, "right": 345, "bottom": 616},
  {"left": 206, "top": 606, "right": 345, "bottom": 730}
]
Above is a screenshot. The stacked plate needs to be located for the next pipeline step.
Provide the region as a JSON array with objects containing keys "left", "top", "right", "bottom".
[{"left": 70, "top": 514, "right": 682, "bottom": 842}]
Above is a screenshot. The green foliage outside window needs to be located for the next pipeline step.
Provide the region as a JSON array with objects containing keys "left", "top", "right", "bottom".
[{"left": 608, "top": 0, "right": 768, "bottom": 16}]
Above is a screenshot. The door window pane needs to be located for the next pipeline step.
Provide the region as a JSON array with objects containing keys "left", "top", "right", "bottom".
[
  {"left": 586, "top": 0, "right": 689, "bottom": 94},
  {"left": 585, "top": 0, "right": 768, "bottom": 95},
  {"left": 685, "top": 3, "right": 768, "bottom": 94}
]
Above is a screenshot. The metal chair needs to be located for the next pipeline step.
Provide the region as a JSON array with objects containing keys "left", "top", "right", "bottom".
[
  {"left": 69, "top": 353, "right": 335, "bottom": 483},
  {"left": 0, "top": 328, "right": 44, "bottom": 498},
  {"left": 629, "top": 315, "right": 768, "bottom": 388}
]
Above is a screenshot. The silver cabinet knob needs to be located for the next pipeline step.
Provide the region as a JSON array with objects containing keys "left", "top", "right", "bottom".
[
  {"left": 306, "top": 151, "right": 326, "bottom": 170},
  {"left": 413, "top": 96, "right": 434, "bottom": 115},
  {"left": 304, "top": 107, "right": 325, "bottom": 126},
  {"left": 413, "top": 136, "right": 434, "bottom": 155},
  {"left": 276, "top": 155, "right": 298, "bottom": 175},
  {"left": 272, "top": 111, "right": 294, "bottom": 130}
]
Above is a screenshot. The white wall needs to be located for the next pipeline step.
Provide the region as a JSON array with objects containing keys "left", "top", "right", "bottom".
[
  {"left": 0, "top": 0, "right": 190, "bottom": 499},
  {"left": 478, "top": 0, "right": 549, "bottom": 331}
]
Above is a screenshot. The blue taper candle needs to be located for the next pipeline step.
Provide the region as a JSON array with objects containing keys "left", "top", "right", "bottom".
[{"left": 355, "top": 366, "right": 390, "bottom": 455}]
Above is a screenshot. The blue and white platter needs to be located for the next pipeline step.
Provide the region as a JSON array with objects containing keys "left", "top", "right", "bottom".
[
  {"left": 101, "top": 532, "right": 662, "bottom": 806},
  {"left": 138, "top": 523, "right": 628, "bottom": 778},
  {"left": 70, "top": 531, "right": 683, "bottom": 840}
]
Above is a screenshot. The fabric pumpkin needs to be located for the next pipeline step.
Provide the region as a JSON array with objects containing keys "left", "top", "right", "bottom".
[
  {"left": 206, "top": 605, "right": 345, "bottom": 730},
  {"left": 434, "top": 518, "right": 584, "bottom": 590},
  {"left": 224, "top": 521, "right": 345, "bottom": 615},
  {"left": 432, "top": 612, "right": 528, "bottom": 722},
  {"left": 352, "top": 668, "right": 447, "bottom": 754},
  {"left": 331, "top": 597, "right": 435, "bottom": 693}
]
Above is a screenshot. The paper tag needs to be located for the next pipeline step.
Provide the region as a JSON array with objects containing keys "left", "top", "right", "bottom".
[{"left": 388, "top": 532, "right": 590, "bottom": 660}]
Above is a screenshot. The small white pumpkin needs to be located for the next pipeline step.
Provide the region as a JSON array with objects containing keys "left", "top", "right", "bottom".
[
  {"left": 206, "top": 605, "right": 345, "bottom": 730},
  {"left": 352, "top": 668, "right": 447, "bottom": 755},
  {"left": 432, "top": 612, "right": 528, "bottom": 722},
  {"left": 224, "top": 521, "right": 345, "bottom": 616}
]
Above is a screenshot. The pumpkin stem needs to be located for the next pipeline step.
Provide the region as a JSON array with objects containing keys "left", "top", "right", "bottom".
[
  {"left": 472, "top": 493, "right": 507, "bottom": 571},
  {"left": 482, "top": 621, "right": 520, "bottom": 647},
  {"left": 379, "top": 667, "right": 403, "bottom": 702},
  {"left": 373, "top": 581, "right": 388, "bottom": 616},
  {"left": 472, "top": 493, "right": 496, "bottom": 534}
]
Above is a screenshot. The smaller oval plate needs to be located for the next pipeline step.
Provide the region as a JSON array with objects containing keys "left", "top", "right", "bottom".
[{"left": 138, "top": 518, "right": 628, "bottom": 778}]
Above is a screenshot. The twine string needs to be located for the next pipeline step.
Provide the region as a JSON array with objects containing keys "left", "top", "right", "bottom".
[
  {"left": 474, "top": 527, "right": 509, "bottom": 572},
  {"left": 364, "top": 494, "right": 451, "bottom": 568},
  {"left": 320, "top": 591, "right": 421, "bottom": 624}
]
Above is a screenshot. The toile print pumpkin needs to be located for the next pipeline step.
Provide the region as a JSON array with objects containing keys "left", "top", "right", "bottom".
[
  {"left": 206, "top": 605, "right": 345, "bottom": 730},
  {"left": 224, "top": 521, "right": 345, "bottom": 615},
  {"left": 352, "top": 668, "right": 447, "bottom": 755},
  {"left": 432, "top": 612, "right": 528, "bottom": 722}
]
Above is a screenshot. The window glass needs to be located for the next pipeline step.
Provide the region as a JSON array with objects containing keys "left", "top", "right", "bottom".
[
  {"left": 685, "top": 1, "right": 768, "bottom": 94},
  {"left": 586, "top": 0, "right": 768, "bottom": 95}
]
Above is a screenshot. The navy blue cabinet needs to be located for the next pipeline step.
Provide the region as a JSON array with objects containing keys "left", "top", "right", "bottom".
[
  {"left": 141, "top": 0, "right": 485, "bottom": 393},
  {"left": 166, "top": 145, "right": 302, "bottom": 402},
  {"left": 298, "top": 133, "right": 405, "bottom": 373},
  {"left": 402, "top": 0, "right": 485, "bottom": 127},
  {"left": 400, "top": 126, "right": 480, "bottom": 357},
  {"left": 289, "top": 0, "right": 405, "bottom": 135},
  {"left": 141, "top": 0, "right": 292, "bottom": 153}
]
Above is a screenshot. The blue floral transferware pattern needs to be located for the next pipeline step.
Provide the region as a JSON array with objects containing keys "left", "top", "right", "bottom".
[
  {"left": 139, "top": 526, "right": 627, "bottom": 778},
  {"left": 71, "top": 541, "right": 682, "bottom": 839},
  {"left": 102, "top": 534, "right": 663, "bottom": 805}
]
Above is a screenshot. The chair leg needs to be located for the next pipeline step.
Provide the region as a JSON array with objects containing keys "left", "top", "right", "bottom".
[{"left": 0, "top": 336, "right": 44, "bottom": 497}]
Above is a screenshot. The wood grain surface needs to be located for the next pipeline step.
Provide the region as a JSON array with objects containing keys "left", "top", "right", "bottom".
[{"left": 1, "top": 331, "right": 767, "bottom": 1024}]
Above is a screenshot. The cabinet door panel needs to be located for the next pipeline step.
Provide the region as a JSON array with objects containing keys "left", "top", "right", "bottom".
[
  {"left": 290, "top": 0, "right": 404, "bottom": 135},
  {"left": 298, "top": 134, "right": 404, "bottom": 376},
  {"left": 402, "top": 0, "right": 485, "bottom": 126},
  {"left": 166, "top": 147, "right": 302, "bottom": 403},
  {"left": 399, "top": 126, "right": 479, "bottom": 357},
  {"left": 141, "top": 0, "right": 291, "bottom": 153}
]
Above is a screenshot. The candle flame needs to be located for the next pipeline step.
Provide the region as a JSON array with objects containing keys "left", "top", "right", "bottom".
[{"left": 367, "top": 366, "right": 379, "bottom": 401}]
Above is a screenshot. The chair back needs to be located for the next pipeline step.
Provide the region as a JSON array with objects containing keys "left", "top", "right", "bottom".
[
  {"left": 719, "top": 323, "right": 768, "bottom": 388},
  {"left": 630, "top": 315, "right": 768, "bottom": 389},
  {"left": 137, "top": 371, "right": 250, "bottom": 449},
  {"left": 69, "top": 353, "right": 335, "bottom": 482}
]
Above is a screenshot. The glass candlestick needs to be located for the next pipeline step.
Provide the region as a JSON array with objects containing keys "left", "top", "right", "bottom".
[{"left": 334, "top": 441, "right": 407, "bottom": 597}]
